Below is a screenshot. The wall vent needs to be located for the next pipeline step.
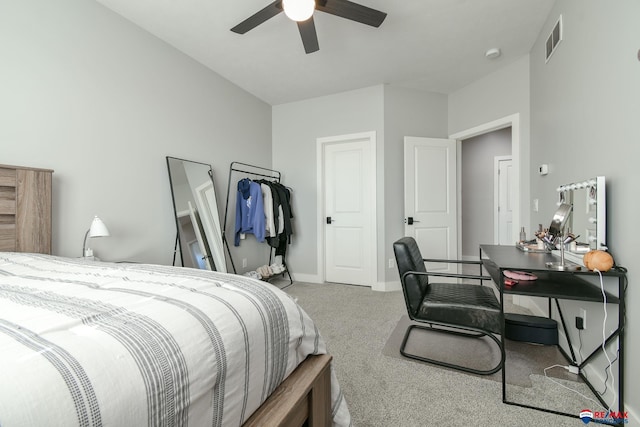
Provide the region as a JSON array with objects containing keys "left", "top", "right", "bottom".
[{"left": 545, "top": 15, "right": 563, "bottom": 63}]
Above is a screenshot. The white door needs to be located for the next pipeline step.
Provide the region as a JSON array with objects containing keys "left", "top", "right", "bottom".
[
  {"left": 404, "top": 137, "right": 458, "bottom": 275},
  {"left": 494, "top": 156, "right": 513, "bottom": 245},
  {"left": 321, "top": 134, "right": 376, "bottom": 286}
]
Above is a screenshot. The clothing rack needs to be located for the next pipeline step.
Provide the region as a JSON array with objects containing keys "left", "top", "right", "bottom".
[{"left": 222, "top": 161, "right": 292, "bottom": 284}]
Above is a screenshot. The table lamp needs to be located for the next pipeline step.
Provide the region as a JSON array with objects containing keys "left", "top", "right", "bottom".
[{"left": 82, "top": 216, "right": 110, "bottom": 257}]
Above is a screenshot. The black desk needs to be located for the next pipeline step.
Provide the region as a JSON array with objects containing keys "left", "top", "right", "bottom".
[{"left": 480, "top": 245, "right": 626, "bottom": 425}]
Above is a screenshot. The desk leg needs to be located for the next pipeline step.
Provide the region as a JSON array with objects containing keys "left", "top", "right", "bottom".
[
  {"left": 619, "top": 276, "right": 625, "bottom": 420},
  {"left": 554, "top": 298, "right": 578, "bottom": 363},
  {"left": 499, "top": 269, "right": 507, "bottom": 403}
]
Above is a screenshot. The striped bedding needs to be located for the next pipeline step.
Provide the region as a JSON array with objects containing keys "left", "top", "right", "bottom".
[{"left": 0, "top": 253, "right": 351, "bottom": 427}]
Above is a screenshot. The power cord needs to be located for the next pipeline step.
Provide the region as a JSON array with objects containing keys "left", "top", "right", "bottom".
[
  {"left": 595, "top": 268, "right": 616, "bottom": 412},
  {"left": 578, "top": 328, "right": 584, "bottom": 362},
  {"left": 543, "top": 268, "right": 620, "bottom": 411},
  {"left": 543, "top": 364, "right": 600, "bottom": 406},
  {"left": 597, "top": 348, "right": 619, "bottom": 397}
]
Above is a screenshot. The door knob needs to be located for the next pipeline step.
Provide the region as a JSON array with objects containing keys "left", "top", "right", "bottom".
[
  {"left": 326, "top": 216, "right": 334, "bottom": 224},
  {"left": 406, "top": 217, "right": 420, "bottom": 225}
]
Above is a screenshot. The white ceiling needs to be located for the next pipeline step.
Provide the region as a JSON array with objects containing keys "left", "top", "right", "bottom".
[{"left": 95, "top": 0, "right": 556, "bottom": 105}]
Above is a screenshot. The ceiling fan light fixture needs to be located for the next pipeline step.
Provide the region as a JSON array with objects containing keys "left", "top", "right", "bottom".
[{"left": 283, "top": 0, "right": 315, "bottom": 22}]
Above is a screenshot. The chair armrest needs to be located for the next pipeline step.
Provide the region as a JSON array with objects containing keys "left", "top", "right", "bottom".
[
  {"left": 402, "top": 270, "right": 492, "bottom": 282},
  {"left": 422, "top": 258, "right": 483, "bottom": 266}
]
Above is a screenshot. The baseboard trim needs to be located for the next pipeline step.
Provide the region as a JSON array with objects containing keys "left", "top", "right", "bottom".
[
  {"left": 627, "top": 406, "right": 639, "bottom": 426},
  {"left": 291, "top": 273, "right": 322, "bottom": 284},
  {"left": 511, "top": 295, "right": 546, "bottom": 316},
  {"left": 373, "top": 280, "right": 401, "bottom": 292}
]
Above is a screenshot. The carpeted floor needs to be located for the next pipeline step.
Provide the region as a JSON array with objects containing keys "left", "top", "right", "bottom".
[
  {"left": 284, "top": 281, "right": 605, "bottom": 427},
  {"left": 381, "top": 314, "right": 573, "bottom": 387}
]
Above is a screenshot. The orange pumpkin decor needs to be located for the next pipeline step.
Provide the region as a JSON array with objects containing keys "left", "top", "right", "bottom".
[{"left": 583, "top": 250, "right": 614, "bottom": 272}]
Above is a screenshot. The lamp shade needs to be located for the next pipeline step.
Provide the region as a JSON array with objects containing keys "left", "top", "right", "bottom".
[
  {"left": 89, "top": 216, "right": 110, "bottom": 238},
  {"left": 283, "top": 0, "right": 314, "bottom": 21}
]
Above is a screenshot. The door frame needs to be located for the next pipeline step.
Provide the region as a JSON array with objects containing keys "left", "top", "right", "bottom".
[
  {"left": 450, "top": 114, "right": 521, "bottom": 258},
  {"left": 316, "top": 131, "right": 377, "bottom": 286},
  {"left": 494, "top": 155, "right": 513, "bottom": 244}
]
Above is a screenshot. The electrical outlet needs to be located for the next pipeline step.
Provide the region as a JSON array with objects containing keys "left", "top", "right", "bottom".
[
  {"left": 580, "top": 308, "right": 587, "bottom": 329},
  {"left": 575, "top": 316, "right": 584, "bottom": 330},
  {"left": 388, "top": 258, "right": 395, "bottom": 269},
  {"left": 242, "top": 258, "right": 248, "bottom": 268}
]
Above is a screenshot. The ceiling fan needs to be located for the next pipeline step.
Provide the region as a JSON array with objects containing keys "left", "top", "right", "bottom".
[{"left": 230, "top": 0, "right": 387, "bottom": 54}]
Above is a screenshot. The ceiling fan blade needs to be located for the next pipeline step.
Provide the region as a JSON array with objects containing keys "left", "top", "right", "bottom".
[
  {"left": 297, "top": 17, "right": 319, "bottom": 54},
  {"left": 316, "top": 0, "right": 386, "bottom": 27},
  {"left": 231, "top": 1, "right": 283, "bottom": 34}
]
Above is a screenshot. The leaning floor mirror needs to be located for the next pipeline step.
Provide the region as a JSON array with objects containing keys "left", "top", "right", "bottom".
[{"left": 166, "top": 157, "right": 227, "bottom": 272}]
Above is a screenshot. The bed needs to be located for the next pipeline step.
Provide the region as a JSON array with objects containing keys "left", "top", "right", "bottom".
[{"left": 0, "top": 252, "right": 351, "bottom": 427}]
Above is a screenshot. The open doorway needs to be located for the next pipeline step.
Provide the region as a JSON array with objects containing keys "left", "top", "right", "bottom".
[
  {"left": 450, "top": 114, "right": 522, "bottom": 261},
  {"left": 460, "top": 127, "right": 512, "bottom": 258}
]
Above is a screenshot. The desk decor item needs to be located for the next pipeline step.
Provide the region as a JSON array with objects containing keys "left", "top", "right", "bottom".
[
  {"left": 503, "top": 270, "right": 538, "bottom": 281},
  {"left": 544, "top": 203, "right": 581, "bottom": 271},
  {"left": 583, "top": 250, "right": 614, "bottom": 272}
]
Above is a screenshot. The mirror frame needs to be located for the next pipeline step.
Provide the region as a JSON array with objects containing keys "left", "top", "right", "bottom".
[
  {"left": 556, "top": 176, "right": 606, "bottom": 251},
  {"left": 166, "top": 156, "right": 227, "bottom": 272}
]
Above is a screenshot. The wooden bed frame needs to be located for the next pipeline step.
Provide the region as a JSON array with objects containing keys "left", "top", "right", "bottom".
[{"left": 243, "top": 354, "right": 332, "bottom": 427}]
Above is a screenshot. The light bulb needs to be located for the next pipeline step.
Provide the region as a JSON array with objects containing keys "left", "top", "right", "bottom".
[{"left": 283, "top": 0, "right": 315, "bottom": 22}]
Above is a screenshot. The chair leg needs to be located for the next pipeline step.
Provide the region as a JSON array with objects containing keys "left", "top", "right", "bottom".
[
  {"left": 421, "top": 323, "right": 486, "bottom": 339},
  {"left": 400, "top": 324, "right": 504, "bottom": 375}
]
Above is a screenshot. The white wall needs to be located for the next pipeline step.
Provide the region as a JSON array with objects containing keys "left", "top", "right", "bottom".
[
  {"left": 529, "top": 0, "right": 640, "bottom": 419},
  {"left": 0, "top": 0, "right": 272, "bottom": 268}
]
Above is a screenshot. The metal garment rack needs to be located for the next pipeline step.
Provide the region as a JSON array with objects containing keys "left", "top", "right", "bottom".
[{"left": 222, "top": 161, "right": 292, "bottom": 284}]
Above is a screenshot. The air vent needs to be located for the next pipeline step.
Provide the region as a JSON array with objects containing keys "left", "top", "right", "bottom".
[{"left": 545, "top": 15, "right": 563, "bottom": 63}]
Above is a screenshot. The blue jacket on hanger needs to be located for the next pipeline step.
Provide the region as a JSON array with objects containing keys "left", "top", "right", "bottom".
[{"left": 235, "top": 178, "right": 266, "bottom": 246}]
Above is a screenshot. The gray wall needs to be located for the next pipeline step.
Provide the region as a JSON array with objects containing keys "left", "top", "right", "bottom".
[
  {"left": 382, "top": 86, "right": 448, "bottom": 282},
  {"left": 529, "top": 0, "right": 640, "bottom": 417},
  {"left": 461, "top": 128, "right": 512, "bottom": 257},
  {"left": 3, "top": 0, "right": 637, "bottom": 418},
  {"left": 0, "top": 0, "right": 272, "bottom": 269},
  {"left": 272, "top": 86, "right": 385, "bottom": 283},
  {"left": 272, "top": 85, "right": 448, "bottom": 286},
  {"left": 449, "top": 56, "right": 531, "bottom": 237}
]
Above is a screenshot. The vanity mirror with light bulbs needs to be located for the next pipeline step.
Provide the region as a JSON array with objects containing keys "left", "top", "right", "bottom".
[{"left": 553, "top": 176, "right": 606, "bottom": 264}]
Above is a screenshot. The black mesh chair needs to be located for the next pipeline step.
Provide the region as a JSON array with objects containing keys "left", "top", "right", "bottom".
[{"left": 393, "top": 236, "right": 504, "bottom": 375}]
